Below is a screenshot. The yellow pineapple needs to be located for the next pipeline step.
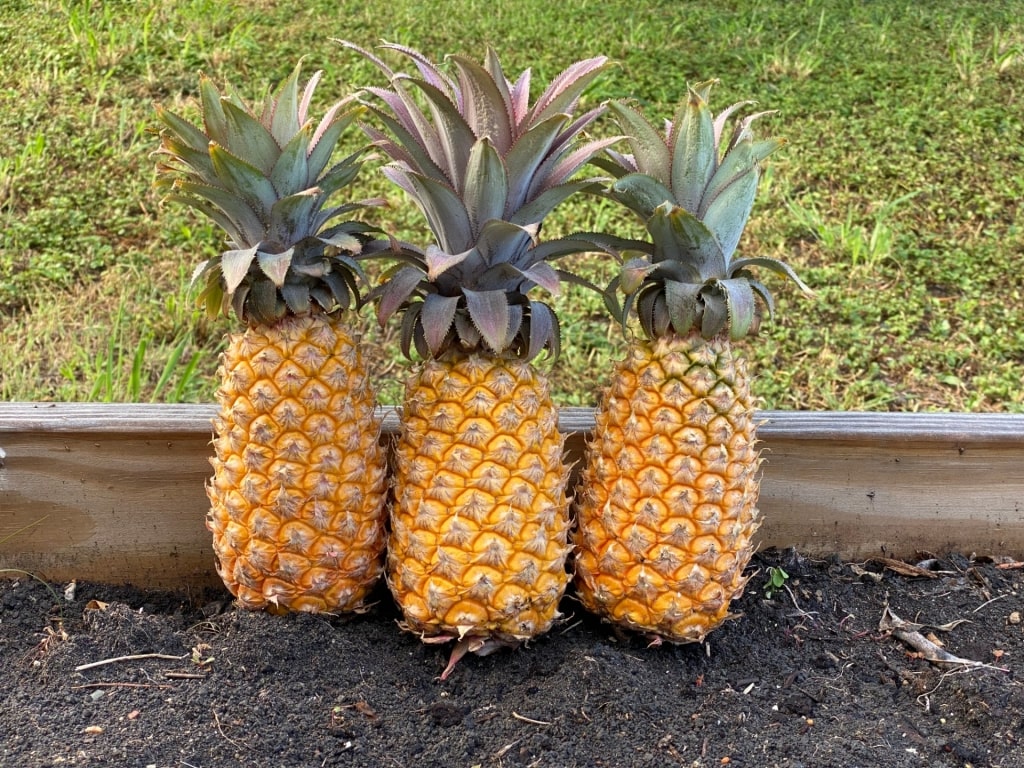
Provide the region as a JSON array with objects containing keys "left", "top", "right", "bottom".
[
  {"left": 574, "top": 82, "right": 810, "bottom": 642},
  {"left": 154, "top": 64, "right": 387, "bottom": 613},
  {"left": 344, "top": 41, "right": 619, "bottom": 674}
]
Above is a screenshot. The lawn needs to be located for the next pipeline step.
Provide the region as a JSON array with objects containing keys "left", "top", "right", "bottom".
[{"left": 1, "top": 0, "right": 1022, "bottom": 410}]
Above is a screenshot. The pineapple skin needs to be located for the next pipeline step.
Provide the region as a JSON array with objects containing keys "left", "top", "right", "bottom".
[
  {"left": 389, "top": 354, "right": 571, "bottom": 644},
  {"left": 207, "top": 312, "right": 387, "bottom": 613},
  {"left": 573, "top": 332, "right": 761, "bottom": 642}
]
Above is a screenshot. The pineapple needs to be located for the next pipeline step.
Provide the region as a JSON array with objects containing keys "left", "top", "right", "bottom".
[
  {"left": 573, "top": 82, "right": 810, "bottom": 643},
  {"left": 342, "top": 41, "right": 621, "bottom": 674},
  {"left": 154, "top": 64, "right": 388, "bottom": 613}
]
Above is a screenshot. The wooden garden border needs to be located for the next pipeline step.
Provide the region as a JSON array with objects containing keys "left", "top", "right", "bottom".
[{"left": 2, "top": 402, "right": 1023, "bottom": 590}]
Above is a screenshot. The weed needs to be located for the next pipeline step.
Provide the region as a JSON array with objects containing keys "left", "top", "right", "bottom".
[
  {"left": 786, "top": 192, "right": 920, "bottom": 272},
  {"left": 764, "top": 566, "right": 790, "bottom": 599}
]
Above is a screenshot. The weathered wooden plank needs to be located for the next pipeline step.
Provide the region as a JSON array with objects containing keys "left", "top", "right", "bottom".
[{"left": 2, "top": 402, "right": 1023, "bottom": 589}]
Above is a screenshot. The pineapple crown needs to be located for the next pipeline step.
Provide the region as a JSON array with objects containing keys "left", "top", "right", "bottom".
[
  {"left": 154, "top": 62, "right": 383, "bottom": 326},
  {"left": 596, "top": 80, "right": 810, "bottom": 341},
  {"left": 338, "top": 41, "right": 632, "bottom": 362}
]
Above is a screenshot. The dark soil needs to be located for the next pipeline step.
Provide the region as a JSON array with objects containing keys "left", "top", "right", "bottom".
[{"left": 2, "top": 550, "right": 1022, "bottom": 768}]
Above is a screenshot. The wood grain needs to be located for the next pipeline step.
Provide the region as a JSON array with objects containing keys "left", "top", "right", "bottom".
[{"left": 2, "top": 403, "right": 1022, "bottom": 589}]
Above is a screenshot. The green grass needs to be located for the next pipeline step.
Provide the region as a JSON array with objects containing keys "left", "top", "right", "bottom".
[{"left": 1, "top": 0, "right": 1022, "bottom": 411}]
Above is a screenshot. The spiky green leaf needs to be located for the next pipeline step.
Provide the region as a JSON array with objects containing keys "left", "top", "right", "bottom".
[
  {"left": 281, "top": 281, "right": 312, "bottom": 315},
  {"left": 646, "top": 203, "right": 725, "bottom": 279},
  {"left": 221, "top": 99, "right": 280, "bottom": 176},
  {"left": 664, "top": 279, "right": 701, "bottom": 335},
  {"left": 731, "top": 256, "right": 813, "bottom": 295},
  {"left": 607, "top": 101, "right": 671, "bottom": 186},
  {"left": 670, "top": 88, "right": 717, "bottom": 212},
  {"left": 209, "top": 142, "right": 277, "bottom": 215},
  {"left": 199, "top": 75, "right": 231, "bottom": 147},
  {"left": 269, "top": 124, "right": 312, "bottom": 197},
  {"left": 716, "top": 277, "right": 757, "bottom": 339},
  {"left": 267, "top": 62, "right": 303, "bottom": 146},
  {"left": 700, "top": 287, "right": 729, "bottom": 338},
  {"left": 611, "top": 173, "right": 676, "bottom": 220}
]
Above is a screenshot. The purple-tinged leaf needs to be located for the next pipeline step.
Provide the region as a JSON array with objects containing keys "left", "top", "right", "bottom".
[
  {"left": 464, "top": 138, "right": 509, "bottom": 234},
  {"left": 297, "top": 68, "right": 322, "bottom": 126},
  {"left": 400, "top": 76, "right": 475, "bottom": 191},
  {"left": 509, "top": 67, "right": 532, "bottom": 128},
  {"left": 528, "top": 56, "right": 609, "bottom": 125},
  {"left": 503, "top": 113, "right": 568, "bottom": 210},
  {"left": 334, "top": 39, "right": 397, "bottom": 81},
  {"left": 406, "top": 172, "right": 473, "bottom": 254},
  {"left": 602, "top": 148, "right": 638, "bottom": 175},
  {"left": 546, "top": 136, "right": 623, "bottom": 188},
  {"left": 450, "top": 55, "right": 514, "bottom": 153},
  {"left": 380, "top": 42, "right": 458, "bottom": 99},
  {"left": 420, "top": 292, "right": 460, "bottom": 354},
  {"left": 378, "top": 265, "right": 426, "bottom": 324},
  {"left": 425, "top": 244, "right": 475, "bottom": 280},
  {"left": 519, "top": 262, "right": 562, "bottom": 295},
  {"left": 454, "top": 312, "right": 482, "bottom": 349},
  {"left": 712, "top": 100, "right": 756, "bottom": 148},
  {"left": 484, "top": 47, "right": 516, "bottom": 127},
  {"left": 464, "top": 287, "right": 510, "bottom": 353}
]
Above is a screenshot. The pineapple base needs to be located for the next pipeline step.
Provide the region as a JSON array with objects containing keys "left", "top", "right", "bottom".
[
  {"left": 388, "top": 354, "right": 571, "bottom": 645},
  {"left": 206, "top": 312, "right": 387, "bottom": 613},
  {"left": 573, "top": 332, "right": 761, "bottom": 643}
]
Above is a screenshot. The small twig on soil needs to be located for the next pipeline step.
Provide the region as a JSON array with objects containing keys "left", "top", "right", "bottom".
[
  {"left": 213, "top": 710, "right": 251, "bottom": 751},
  {"left": 163, "top": 671, "right": 207, "bottom": 680},
  {"left": 972, "top": 593, "right": 1008, "bottom": 613},
  {"left": 71, "top": 682, "right": 173, "bottom": 690},
  {"left": 559, "top": 619, "right": 583, "bottom": 635},
  {"left": 511, "top": 712, "right": 553, "bottom": 726},
  {"left": 492, "top": 740, "right": 521, "bottom": 760},
  {"left": 783, "top": 584, "right": 819, "bottom": 619},
  {"left": 74, "top": 653, "right": 188, "bottom": 672}
]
